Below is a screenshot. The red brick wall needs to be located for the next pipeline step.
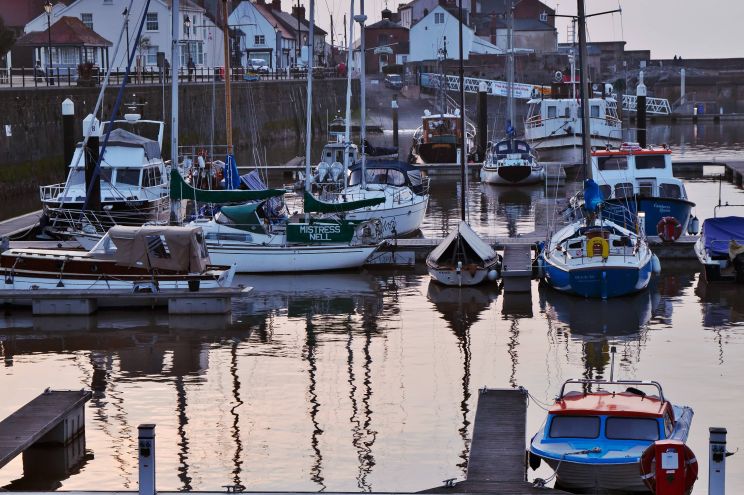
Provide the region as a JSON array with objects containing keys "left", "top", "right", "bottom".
[{"left": 364, "top": 27, "right": 409, "bottom": 73}]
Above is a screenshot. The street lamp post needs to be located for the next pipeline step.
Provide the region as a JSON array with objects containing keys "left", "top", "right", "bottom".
[{"left": 43, "top": 0, "right": 53, "bottom": 85}]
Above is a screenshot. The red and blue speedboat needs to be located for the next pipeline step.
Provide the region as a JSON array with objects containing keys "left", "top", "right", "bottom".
[{"left": 529, "top": 377, "right": 694, "bottom": 492}]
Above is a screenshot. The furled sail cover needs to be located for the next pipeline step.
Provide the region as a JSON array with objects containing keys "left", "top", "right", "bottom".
[
  {"left": 303, "top": 190, "right": 385, "bottom": 213},
  {"left": 703, "top": 216, "right": 744, "bottom": 257},
  {"left": 170, "top": 169, "right": 285, "bottom": 202},
  {"left": 109, "top": 225, "right": 209, "bottom": 273},
  {"left": 427, "top": 221, "right": 497, "bottom": 264},
  {"left": 583, "top": 178, "right": 605, "bottom": 213}
]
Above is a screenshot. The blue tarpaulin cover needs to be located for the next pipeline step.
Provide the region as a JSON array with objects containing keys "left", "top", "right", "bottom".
[
  {"left": 583, "top": 179, "right": 604, "bottom": 213},
  {"left": 703, "top": 216, "right": 744, "bottom": 256}
]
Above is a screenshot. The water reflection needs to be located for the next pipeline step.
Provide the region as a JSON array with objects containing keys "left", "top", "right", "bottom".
[
  {"left": 696, "top": 278, "right": 744, "bottom": 328},
  {"left": 427, "top": 282, "right": 499, "bottom": 473},
  {"left": 479, "top": 184, "right": 544, "bottom": 238}
]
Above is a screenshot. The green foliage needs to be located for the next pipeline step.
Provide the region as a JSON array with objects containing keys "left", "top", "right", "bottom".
[
  {"left": 381, "top": 64, "right": 403, "bottom": 75},
  {"left": 0, "top": 16, "right": 17, "bottom": 56}
]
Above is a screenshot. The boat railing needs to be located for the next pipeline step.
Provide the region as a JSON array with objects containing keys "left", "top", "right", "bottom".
[
  {"left": 39, "top": 183, "right": 69, "bottom": 202},
  {"left": 558, "top": 379, "right": 665, "bottom": 403}
]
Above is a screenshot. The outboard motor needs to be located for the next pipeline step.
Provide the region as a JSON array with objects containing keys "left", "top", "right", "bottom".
[
  {"left": 317, "top": 162, "right": 330, "bottom": 183},
  {"left": 330, "top": 162, "right": 344, "bottom": 183}
]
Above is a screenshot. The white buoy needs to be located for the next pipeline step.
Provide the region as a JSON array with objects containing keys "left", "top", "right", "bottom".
[{"left": 651, "top": 254, "right": 661, "bottom": 274}]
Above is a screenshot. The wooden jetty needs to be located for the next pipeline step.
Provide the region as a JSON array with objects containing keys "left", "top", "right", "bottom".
[
  {"left": 0, "top": 210, "right": 43, "bottom": 239},
  {"left": 0, "top": 287, "right": 251, "bottom": 315},
  {"left": 501, "top": 244, "right": 533, "bottom": 293},
  {"left": 421, "top": 387, "right": 569, "bottom": 494},
  {"left": 723, "top": 160, "right": 744, "bottom": 187},
  {"left": 0, "top": 389, "right": 92, "bottom": 471}
]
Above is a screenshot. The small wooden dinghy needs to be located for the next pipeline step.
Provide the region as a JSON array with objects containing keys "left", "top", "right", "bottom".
[{"left": 426, "top": 221, "right": 501, "bottom": 286}]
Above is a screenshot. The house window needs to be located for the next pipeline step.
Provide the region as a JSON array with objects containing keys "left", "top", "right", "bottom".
[
  {"left": 81, "top": 13, "right": 93, "bottom": 30},
  {"left": 255, "top": 35, "right": 265, "bottom": 45},
  {"left": 146, "top": 13, "right": 158, "bottom": 31},
  {"left": 180, "top": 41, "right": 204, "bottom": 65},
  {"left": 146, "top": 46, "right": 159, "bottom": 65},
  {"left": 434, "top": 12, "right": 445, "bottom": 24},
  {"left": 590, "top": 104, "right": 600, "bottom": 118},
  {"left": 57, "top": 47, "right": 78, "bottom": 66}
]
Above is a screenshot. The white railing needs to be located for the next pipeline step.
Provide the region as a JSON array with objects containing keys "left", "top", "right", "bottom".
[
  {"left": 622, "top": 95, "right": 672, "bottom": 115},
  {"left": 420, "top": 73, "right": 540, "bottom": 100}
]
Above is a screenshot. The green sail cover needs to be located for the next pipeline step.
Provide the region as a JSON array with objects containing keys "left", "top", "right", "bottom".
[
  {"left": 170, "top": 169, "right": 286, "bottom": 202},
  {"left": 303, "top": 190, "right": 385, "bottom": 213}
]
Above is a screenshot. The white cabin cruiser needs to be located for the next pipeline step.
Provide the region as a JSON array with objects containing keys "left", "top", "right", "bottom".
[
  {"left": 481, "top": 138, "right": 544, "bottom": 185},
  {"left": 40, "top": 114, "right": 169, "bottom": 236}
]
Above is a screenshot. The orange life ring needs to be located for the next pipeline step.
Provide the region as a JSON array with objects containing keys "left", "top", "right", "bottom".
[
  {"left": 657, "top": 216, "right": 682, "bottom": 242},
  {"left": 640, "top": 441, "right": 698, "bottom": 495}
]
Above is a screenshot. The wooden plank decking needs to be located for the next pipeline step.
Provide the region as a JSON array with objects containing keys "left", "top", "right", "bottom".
[
  {"left": 0, "top": 390, "right": 92, "bottom": 470},
  {"left": 466, "top": 387, "right": 528, "bottom": 483},
  {"left": 0, "top": 210, "right": 43, "bottom": 238}
]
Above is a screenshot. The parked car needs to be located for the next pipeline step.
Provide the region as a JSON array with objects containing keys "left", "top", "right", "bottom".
[
  {"left": 247, "top": 58, "right": 270, "bottom": 74},
  {"left": 384, "top": 73, "right": 403, "bottom": 89}
]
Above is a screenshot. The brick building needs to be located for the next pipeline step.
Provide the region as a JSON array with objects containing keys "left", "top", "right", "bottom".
[{"left": 364, "top": 9, "right": 409, "bottom": 73}]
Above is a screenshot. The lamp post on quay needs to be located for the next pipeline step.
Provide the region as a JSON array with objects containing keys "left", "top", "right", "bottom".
[{"left": 43, "top": 0, "right": 54, "bottom": 85}]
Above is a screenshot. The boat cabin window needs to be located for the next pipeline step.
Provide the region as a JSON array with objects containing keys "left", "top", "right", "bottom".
[
  {"left": 597, "top": 156, "right": 628, "bottom": 170},
  {"left": 67, "top": 168, "right": 86, "bottom": 186},
  {"left": 549, "top": 416, "right": 600, "bottom": 439},
  {"left": 116, "top": 168, "right": 141, "bottom": 186},
  {"left": 659, "top": 183, "right": 681, "bottom": 199},
  {"left": 599, "top": 185, "right": 612, "bottom": 199},
  {"left": 614, "top": 183, "right": 634, "bottom": 198},
  {"left": 142, "top": 167, "right": 162, "bottom": 187},
  {"left": 385, "top": 169, "right": 406, "bottom": 186},
  {"left": 547, "top": 106, "right": 557, "bottom": 119},
  {"left": 605, "top": 417, "right": 660, "bottom": 441},
  {"left": 638, "top": 181, "right": 655, "bottom": 197},
  {"left": 590, "top": 105, "right": 600, "bottom": 118},
  {"left": 635, "top": 155, "right": 666, "bottom": 169}
]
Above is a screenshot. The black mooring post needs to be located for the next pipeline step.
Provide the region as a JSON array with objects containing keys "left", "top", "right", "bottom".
[
  {"left": 392, "top": 96, "right": 399, "bottom": 148},
  {"left": 477, "top": 81, "right": 488, "bottom": 160},
  {"left": 636, "top": 72, "right": 647, "bottom": 148},
  {"left": 83, "top": 115, "right": 102, "bottom": 213}
]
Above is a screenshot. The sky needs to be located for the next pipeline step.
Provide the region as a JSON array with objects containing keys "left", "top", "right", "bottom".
[{"left": 303, "top": 0, "right": 744, "bottom": 60}]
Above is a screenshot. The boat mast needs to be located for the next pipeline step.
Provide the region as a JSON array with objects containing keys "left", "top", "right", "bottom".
[
  {"left": 458, "top": 0, "right": 465, "bottom": 222},
  {"left": 171, "top": 0, "right": 180, "bottom": 167},
  {"left": 343, "top": 0, "right": 355, "bottom": 181},
  {"left": 577, "top": 0, "right": 592, "bottom": 179},
  {"left": 506, "top": 0, "right": 514, "bottom": 134},
  {"left": 221, "top": 0, "right": 233, "bottom": 155},
  {"left": 304, "top": 0, "right": 316, "bottom": 192},
  {"left": 357, "top": 0, "right": 367, "bottom": 188}
]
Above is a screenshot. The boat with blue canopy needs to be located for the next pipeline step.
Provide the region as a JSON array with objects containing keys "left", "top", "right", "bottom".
[{"left": 695, "top": 216, "right": 744, "bottom": 283}]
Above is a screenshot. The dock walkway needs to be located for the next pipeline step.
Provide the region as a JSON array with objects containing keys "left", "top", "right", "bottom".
[
  {"left": 0, "top": 210, "right": 43, "bottom": 238},
  {"left": 0, "top": 389, "right": 91, "bottom": 470},
  {"left": 501, "top": 244, "right": 533, "bottom": 292}
]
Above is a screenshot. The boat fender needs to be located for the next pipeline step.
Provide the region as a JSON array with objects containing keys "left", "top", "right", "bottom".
[
  {"left": 536, "top": 256, "right": 545, "bottom": 278},
  {"left": 657, "top": 216, "right": 683, "bottom": 242},
  {"left": 586, "top": 237, "right": 609, "bottom": 259},
  {"left": 487, "top": 269, "right": 498, "bottom": 282},
  {"left": 687, "top": 216, "right": 700, "bottom": 235},
  {"left": 528, "top": 451, "right": 541, "bottom": 470},
  {"left": 640, "top": 440, "right": 698, "bottom": 495},
  {"left": 652, "top": 254, "right": 661, "bottom": 274}
]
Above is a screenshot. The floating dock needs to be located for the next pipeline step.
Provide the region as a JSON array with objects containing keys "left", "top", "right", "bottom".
[
  {"left": 501, "top": 244, "right": 534, "bottom": 292},
  {"left": 0, "top": 287, "right": 251, "bottom": 315},
  {"left": 0, "top": 389, "right": 92, "bottom": 471},
  {"left": 421, "top": 387, "right": 569, "bottom": 494}
]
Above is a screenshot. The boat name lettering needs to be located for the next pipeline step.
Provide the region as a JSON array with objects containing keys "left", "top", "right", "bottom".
[
  {"left": 300, "top": 224, "right": 341, "bottom": 240},
  {"left": 652, "top": 202, "right": 671, "bottom": 213}
]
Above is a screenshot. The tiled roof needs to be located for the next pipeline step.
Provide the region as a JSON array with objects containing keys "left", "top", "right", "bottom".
[
  {"left": 0, "top": 0, "right": 70, "bottom": 28},
  {"left": 16, "top": 16, "right": 112, "bottom": 46},
  {"left": 367, "top": 19, "right": 406, "bottom": 30}
]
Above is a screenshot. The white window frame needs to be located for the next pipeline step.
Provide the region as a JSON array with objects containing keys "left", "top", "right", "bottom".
[
  {"left": 146, "top": 46, "right": 159, "bottom": 66},
  {"left": 146, "top": 13, "right": 159, "bottom": 32},
  {"left": 254, "top": 34, "right": 266, "bottom": 46},
  {"left": 81, "top": 13, "right": 93, "bottom": 30},
  {"left": 434, "top": 12, "right": 445, "bottom": 24}
]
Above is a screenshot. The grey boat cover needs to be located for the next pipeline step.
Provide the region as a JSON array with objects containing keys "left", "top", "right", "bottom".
[
  {"left": 109, "top": 225, "right": 210, "bottom": 273},
  {"left": 77, "top": 128, "right": 161, "bottom": 160},
  {"left": 427, "top": 221, "right": 497, "bottom": 264}
]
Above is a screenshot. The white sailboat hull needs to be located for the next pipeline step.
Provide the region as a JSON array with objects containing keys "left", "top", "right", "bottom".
[
  {"left": 426, "top": 265, "right": 491, "bottom": 286},
  {"left": 206, "top": 242, "right": 378, "bottom": 273},
  {"left": 344, "top": 196, "right": 429, "bottom": 237},
  {"left": 480, "top": 166, "right": 544, "bottom": 185}
]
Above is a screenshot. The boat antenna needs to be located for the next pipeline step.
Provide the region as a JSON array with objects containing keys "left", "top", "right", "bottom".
[
  {"left": 609, "top": 345, "right": 616, "bottom": 382},
  {"left": 576, "top": 0, "right": 592, "bottom": 179},
  {"left": 356, "top": 0, "right": 368, "bottom": 188},
  {"left": 458, "top": 0, "right": 465, "bottom": 222}
]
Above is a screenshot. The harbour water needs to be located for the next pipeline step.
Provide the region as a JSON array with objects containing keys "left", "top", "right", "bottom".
[{"left": 0, "top": 121, "right": 743, "bottom": 493}]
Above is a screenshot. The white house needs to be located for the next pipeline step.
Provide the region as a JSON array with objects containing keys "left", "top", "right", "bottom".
[
  {"left": 408, "top": 5, "right": 501, "bottom": 62},
  {"left": 229, "top": 0, "right": 295, "bottom": 69},
  {"left": 24, "top": 0, "right": 224, "bottom": 69}
]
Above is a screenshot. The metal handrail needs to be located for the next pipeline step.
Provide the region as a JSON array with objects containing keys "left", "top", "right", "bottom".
[{"left": 558, "top": 378, "right": 665, "bottom": 403}]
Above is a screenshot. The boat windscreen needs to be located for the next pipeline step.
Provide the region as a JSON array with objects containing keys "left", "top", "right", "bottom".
[
  {"left": 605, "top": 417, "right": 660, "bottom": 441},
  {"left": 549, "top": 416, "right": 600, "bottom": 439}
]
